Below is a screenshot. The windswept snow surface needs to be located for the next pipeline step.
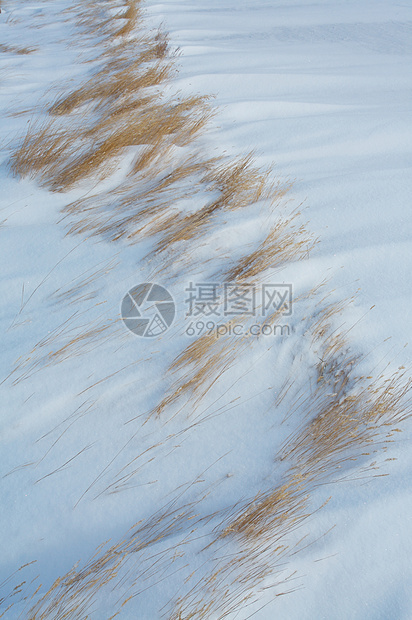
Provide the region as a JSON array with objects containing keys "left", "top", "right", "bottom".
[
  {"left": 142, "top": 2, "right": 412, "bottom": 616},
  {"left": 0, "top": 0, "right": 411, "bottom": 618}
]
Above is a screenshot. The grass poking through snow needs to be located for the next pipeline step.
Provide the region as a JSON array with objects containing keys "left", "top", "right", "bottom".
[{"left": 2, "top": 0, "right": 411, "bottom": 619}]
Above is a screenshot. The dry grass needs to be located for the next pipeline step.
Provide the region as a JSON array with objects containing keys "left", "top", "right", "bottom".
[
  {"left": 115, "top": 0, "right": 143, "bottom": 38},
  {"left": 61, "top": 151, "right": 219, "bottom": 241},
  {"left": 64, "top": 0, "right": 142, "bottom": 40},
  {"left": 154, "top": 326, "right": 251, "bottom": 417},
  {"left": 9, "top": 0, "right": 207, "bottom": 196},
  {"left": 49, "top": 258, "right": 118, "bottom": 306},
  {"left": 4, "top": 309, "right": 410, "bottom": 619},
  {"left": 151, "top": 154, "right": 277, "bottom": 251},
  {"left": 10, "top": 56, "right": 211, "bottom": 193},
  {"left": 10, "top": 87, "right": 209, "bottom": 192},
  {"left": 278, "top": 310, "right": 411, "bottom": 482},
  {"left": 5, "top": 501, "right": 200, "bottom": 620},
  {"left": 218, "top": 305, "right": 411, "bottom": 546},
  {"left": 49, "top": 44, "right": 172, "bottom": 117},
  {"left": 7, "top": 312, "right": 120, "bottom": 386},
  {"left": 223, "top": 209, "right": 316, "bottom": 282},
  {"left": 0, "top": 43, "right": 36, "bottom": 55},
  {"left": 9, "top": 0, "right": 310, "bottom": 288},
  {"left": 166, "top": 305, "right": 411, "bottom": 619}
]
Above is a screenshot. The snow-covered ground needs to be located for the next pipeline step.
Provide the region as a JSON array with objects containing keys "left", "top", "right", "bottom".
[
  {"left": 140, "top": 3, "right": 412, "bottom": 616},
  {"left": 1, "top": 0, "right": 411, "bottom": 618}
]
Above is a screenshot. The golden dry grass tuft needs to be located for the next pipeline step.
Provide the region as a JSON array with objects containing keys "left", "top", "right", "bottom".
[
  {"left": 0, "top": 43, "right": 36, "bottom": 55},
  {"left": 151, "top": 153, "right": 279, "bottom": 251},
  {"left": 277, "top": 311, "right": 411, "bottom": 482},
  {"left": 10, "top": 85, "right": 210, "bottom": 192},
  {"left": 9, "top": 0, "right": 311, "bottom": 285},
  {"left": 223, "top": 209, "right": 316, "bottom": 282},
  {"left": 9, "top": 0, "right": 208, "bottom": 198},
  {"left": 218, "top": 305, "right": 411, "bottom": 549},
  {"left": 153, "top": 326, "right": 251, "bottom": 417},
  {"left": 166, "top": 305, "right": 411, "bottom": 619}
]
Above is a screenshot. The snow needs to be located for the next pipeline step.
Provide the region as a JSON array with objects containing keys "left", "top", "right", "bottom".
[{"left": 0, "top": 0, "right": 411, "bottom": 618}]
